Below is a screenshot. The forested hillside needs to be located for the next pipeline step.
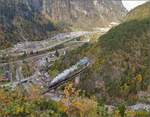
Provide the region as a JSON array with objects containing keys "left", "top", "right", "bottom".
[
  {"left": 0, "top": 0, "right": 67, "bottom": 49},
  {"left": 125, "top": 3, "right": 150, "bottom": 21},
  {"left": 50, "top": 2, "right": 150, "bottom": 104}
]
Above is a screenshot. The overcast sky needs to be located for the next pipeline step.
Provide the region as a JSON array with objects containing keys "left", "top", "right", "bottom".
[{"left": 122, "top": 0, "right": 147, "bottom": 11}]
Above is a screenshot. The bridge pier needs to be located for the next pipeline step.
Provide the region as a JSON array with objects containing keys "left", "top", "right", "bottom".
[{"left": 74, "top": 75, "right": 80, "bottom": 87}]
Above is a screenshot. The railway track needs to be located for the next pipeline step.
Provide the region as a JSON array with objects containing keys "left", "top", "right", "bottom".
[{"left": 43, "top": 65, "right": 89, "bottom": 94}]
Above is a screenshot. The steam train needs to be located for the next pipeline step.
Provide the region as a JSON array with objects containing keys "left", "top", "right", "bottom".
[{"left": 46, "top": 57, "right": 90, "bottom": 92}]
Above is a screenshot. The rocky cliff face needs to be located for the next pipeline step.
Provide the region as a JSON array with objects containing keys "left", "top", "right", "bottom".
[
  {"left": 40, "top": 0, "right": 127, "bottom": 29},
  {"left": 19, "top": 0, "right": 127, "bottom": 28}
]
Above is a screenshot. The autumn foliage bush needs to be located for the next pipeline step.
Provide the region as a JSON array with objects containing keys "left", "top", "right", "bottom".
[{"left": 0, "top": 85, "right": 66, "bottom": 117}]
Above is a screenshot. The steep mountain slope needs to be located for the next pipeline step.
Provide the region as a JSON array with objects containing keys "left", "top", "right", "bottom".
[
  {"left": 50, "top": 3, "right": 150, "bottom": 104},
  {"left": 41, "top": 0, "right": 127, "bottom": 29},
  {"left": 0, "top": 0, "right": 66, "bottom": 49}
]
